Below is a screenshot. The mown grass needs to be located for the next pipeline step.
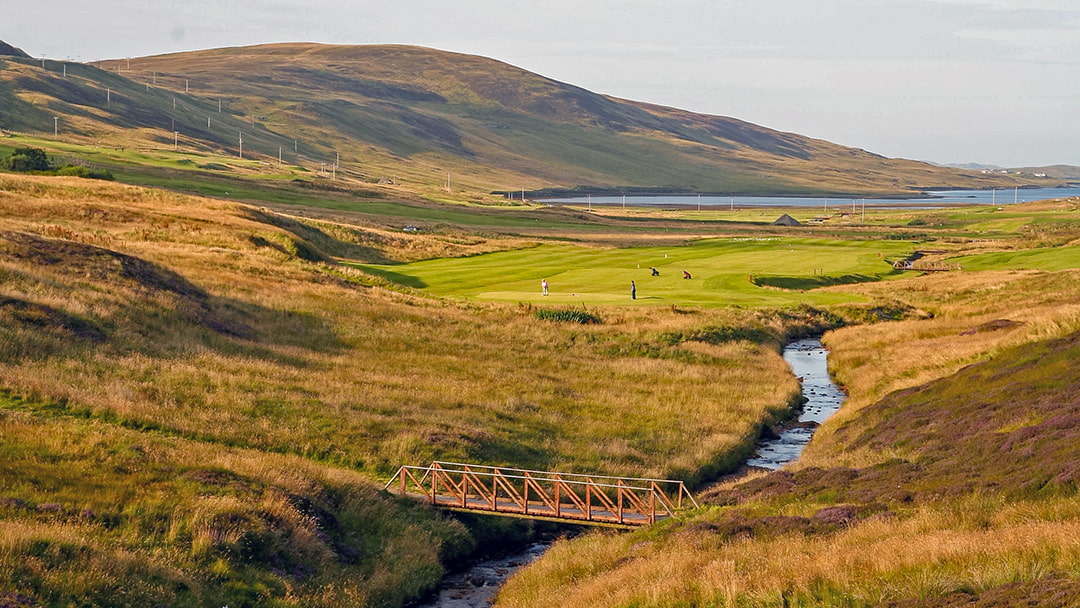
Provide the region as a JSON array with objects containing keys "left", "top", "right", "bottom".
[{"left": 356, "top": 237, "right": 914, "bottom": 307}]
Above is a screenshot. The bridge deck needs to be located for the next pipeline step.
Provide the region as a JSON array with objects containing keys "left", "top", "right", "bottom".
[{"left": 385, "top": 461, "right": 697, "bottom": 527}]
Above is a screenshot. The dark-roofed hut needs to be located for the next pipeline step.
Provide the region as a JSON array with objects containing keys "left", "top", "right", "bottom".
[{"left": 771, "top": 214, "right": 802, "bottom": 227}]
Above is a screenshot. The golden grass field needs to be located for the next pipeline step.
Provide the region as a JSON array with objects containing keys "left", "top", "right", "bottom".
[
  {"left": 0, "top": 173, "right": 844, "bottom": 607},
  {"left": 1, "top": 167, "right": 1079, "bottom": 607}
]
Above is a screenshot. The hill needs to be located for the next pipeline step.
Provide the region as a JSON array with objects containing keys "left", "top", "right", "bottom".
[
  {"left": 0, "top": 41, "right": 1052, "bottom": 197},
  {"left": 0, "top": 41, "right": 29, "bottom": 58}
]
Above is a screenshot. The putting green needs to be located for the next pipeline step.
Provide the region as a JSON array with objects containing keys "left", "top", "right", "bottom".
[{"left": 358, "top": 237, "right": 917, "bottom": 307}]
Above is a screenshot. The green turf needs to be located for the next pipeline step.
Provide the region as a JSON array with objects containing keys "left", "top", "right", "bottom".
[
  {"left": 951, "top": 246, "right": 1080, "bottom": 272},
  {"left": 356, "top": 237, "right": 916, "bottom": 307}
]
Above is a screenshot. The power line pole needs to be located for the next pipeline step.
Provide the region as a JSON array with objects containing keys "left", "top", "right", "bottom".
[
  {"left": 53, "top": 116, "right": 59, "bottom": 137},
  {"left": 239, "top": 131, "right": 243, "bottom": 159}
]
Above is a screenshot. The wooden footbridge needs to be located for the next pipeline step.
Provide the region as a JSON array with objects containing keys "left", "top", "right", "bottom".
[{"left": 385, "top": 461, "right": 698, "bottom": 527}]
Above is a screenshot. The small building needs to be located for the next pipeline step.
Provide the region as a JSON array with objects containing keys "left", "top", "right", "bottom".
[{"left": 771, "top": 214, "right": 802, "bottom": 227}]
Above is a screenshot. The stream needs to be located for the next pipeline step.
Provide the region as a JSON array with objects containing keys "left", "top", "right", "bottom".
[
  {"left": 417, "top": 337, "right": 844, "bottom": 607},
  {"left": 747, "top": 338, "right": 846, "bottom": 468}
]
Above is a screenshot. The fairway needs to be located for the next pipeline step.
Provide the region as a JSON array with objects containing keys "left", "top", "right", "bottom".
[{"left": 357, "top": 237, "right": 917, "bottom": 307}]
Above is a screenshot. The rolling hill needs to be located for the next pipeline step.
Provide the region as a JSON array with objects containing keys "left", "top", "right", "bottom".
[{"left": 0, "top": 41, "right": 1051, "bottom": 197}]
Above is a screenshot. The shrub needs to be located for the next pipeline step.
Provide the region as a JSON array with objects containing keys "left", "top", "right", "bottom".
[
  {"left": 2, "top": 147, "right": 50, "bottom": 172},
  {"left": 54, "top": 165, "right": 115, "bottom": 181},
  {"left": 0, "top": 147, "right": 113, "bottom": 180},
  {"left": 535, "top": 307, "right": 602, "bottom": 324}
]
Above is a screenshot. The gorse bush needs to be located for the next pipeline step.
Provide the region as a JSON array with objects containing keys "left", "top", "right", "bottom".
[
  {"left": 1, "top": 147, "right": 49, "bottom": 172},
  {"left": 1, "top": 146, "right": 113, "bottom": 180},
  {"left": 535, "top": 307, "right": 602, "bottom": 324},
  {"left": 54, "top": 165, "right": 114, "bottom": 180}
]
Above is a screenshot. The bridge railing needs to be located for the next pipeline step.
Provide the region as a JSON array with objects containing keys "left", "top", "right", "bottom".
[{"left": 384, "top": 461, "right": 698, "bottom": 526}]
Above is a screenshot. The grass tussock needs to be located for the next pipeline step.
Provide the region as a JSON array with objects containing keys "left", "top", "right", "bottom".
[{"left": 0, "top": 407, "right": 471, "bottom": 608}]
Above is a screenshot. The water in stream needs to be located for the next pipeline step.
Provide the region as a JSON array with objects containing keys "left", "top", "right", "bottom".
[
  {"left": 747, "top": 338, "right": 846, "bottom": 469},
  {"left": 418, "top": 337, "right": 844, "bottom": 607}
]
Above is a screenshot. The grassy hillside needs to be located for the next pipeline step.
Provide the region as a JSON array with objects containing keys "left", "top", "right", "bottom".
[
  {"left": 0, "top": 42, "right": 1053, "bottom": 198},
  {"left": 0, "top": 172, "right": 877, "bottom": 606},
  {"left": 1, "top": 159, "right": 1077, "bottom": 607},
  {"left": 496, "top": 265, "right": 1080, "bottom": 608}
]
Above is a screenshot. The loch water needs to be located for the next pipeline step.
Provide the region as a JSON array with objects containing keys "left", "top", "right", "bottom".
[{"left": 539, "top": 186, "right": 1080, "bottom": 209}]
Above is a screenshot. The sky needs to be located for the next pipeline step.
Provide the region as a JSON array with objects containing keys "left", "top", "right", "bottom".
[{"left": 5, "top": 0, "right": 1079, "bottom": 167}]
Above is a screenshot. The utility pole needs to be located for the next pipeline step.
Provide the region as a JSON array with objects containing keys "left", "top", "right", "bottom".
[
  {"left": 239, "top": 131, "right": 243, "bottom": 159},
  {"left": 53, "top": 116, "right": 59, "bottom": 137},
  {"left": 174, "top": 131, "right": 179, "bottom": 151},
  {"left": 446, "top": 173, "right": 451, "bottom": 193}
]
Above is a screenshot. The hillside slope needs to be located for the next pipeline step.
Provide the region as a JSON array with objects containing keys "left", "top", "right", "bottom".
[
  {"left": 0, "top": 172, "right": 837, "bottom": 606},
  {"left": 0, "top": 41, "right": 1044, "bottom": 196},
  {"left": 497, "top": 268, "right": 1080, "bottom": 608}
]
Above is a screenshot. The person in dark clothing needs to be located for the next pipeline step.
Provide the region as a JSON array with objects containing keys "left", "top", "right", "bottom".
[
  {"left": 650, "top": 267, "right": 660, "bottom": 276},
  {"left": 630, "top": 280, "right": 636, "bottom": 300}
]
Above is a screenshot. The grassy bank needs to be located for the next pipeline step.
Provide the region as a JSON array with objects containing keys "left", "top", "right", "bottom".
[{"left": 496, "top": 265, "right": 1080, "bottom": 608}]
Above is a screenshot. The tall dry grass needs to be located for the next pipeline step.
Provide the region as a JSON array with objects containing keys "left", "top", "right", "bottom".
[
  {"left": 0, "top": 406, "right": 471, "bottom": 607},
  {"left": 497, "top": 495, "right": 1080, "bottom": 608},
  {"left": 801, "top": 269, "right": 1080, "bottom": 468},
  {"left": 0, "top": 174, "right": 800, "bottom": 481}
]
